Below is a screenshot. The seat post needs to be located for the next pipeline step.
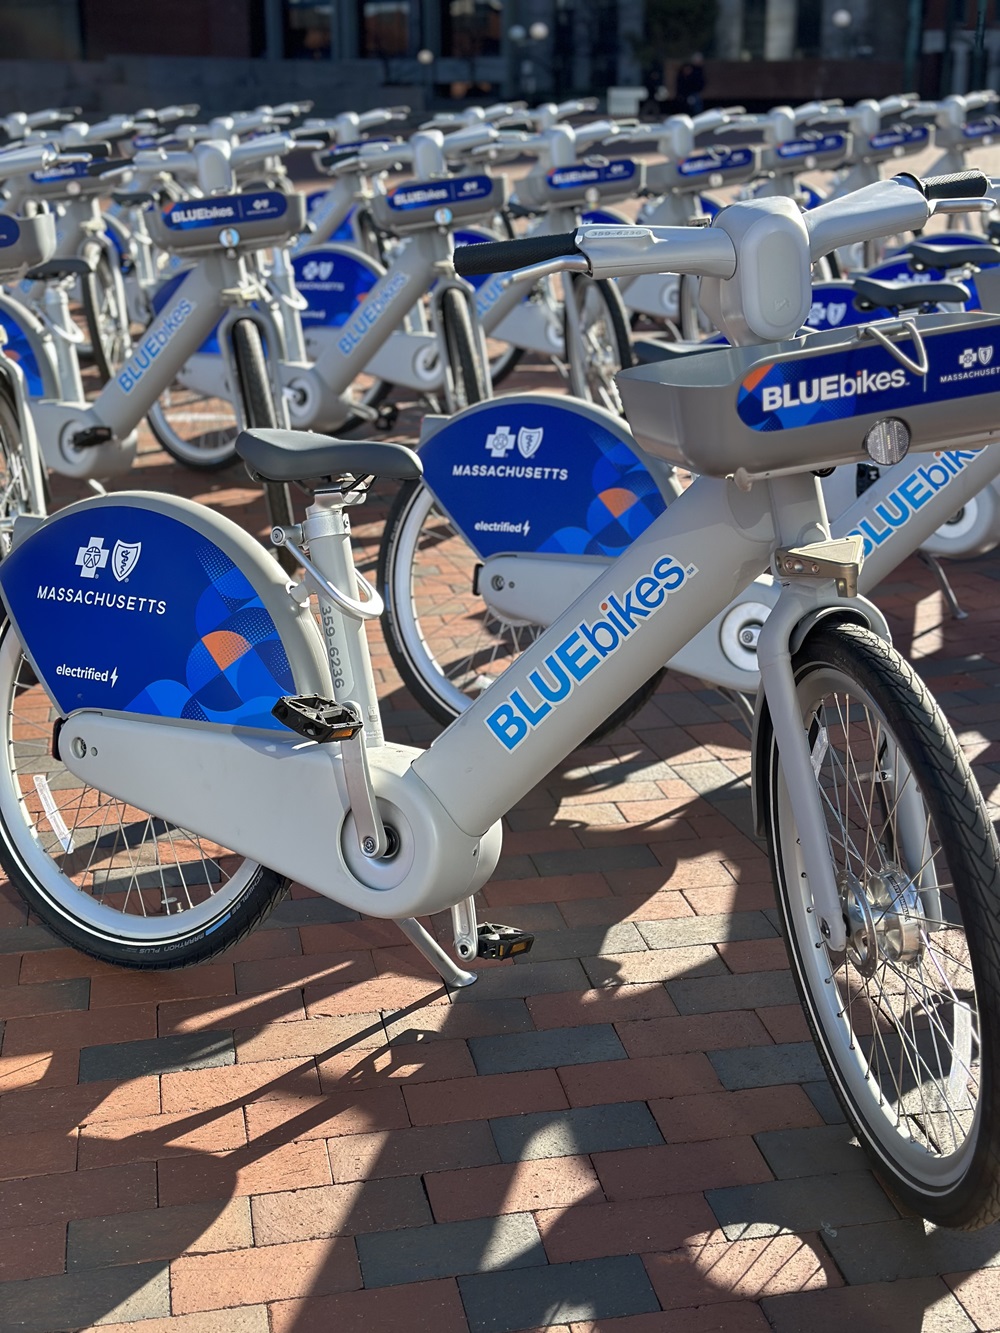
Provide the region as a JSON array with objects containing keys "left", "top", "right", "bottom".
[{"left": 301, "top": 485, "right": 384, "bottom": 748}]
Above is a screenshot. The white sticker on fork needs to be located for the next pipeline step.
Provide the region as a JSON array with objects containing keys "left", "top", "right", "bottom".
[
  {"left": 32, "top": 775, "right": 75, "bottom": 854},
  {"left": 810, "top": 725, "right": 829, "bottom": 778}
]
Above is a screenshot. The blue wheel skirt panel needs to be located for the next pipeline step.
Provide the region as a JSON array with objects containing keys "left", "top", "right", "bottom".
[
  {"left": 0, "top": 506, "right": 294, "bottom": 731},
  {"left": 418, "top": 399, "right": 665, "bottom": 560}
]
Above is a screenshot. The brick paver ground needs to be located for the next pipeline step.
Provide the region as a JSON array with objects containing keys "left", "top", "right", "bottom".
[{"left": 3, "top": 289, "right": 1000, "bottom": 1328}]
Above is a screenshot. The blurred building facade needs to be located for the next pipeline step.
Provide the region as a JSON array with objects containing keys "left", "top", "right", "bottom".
[{"left": 0, "top": 0, "right": 997, "bottom": 114}]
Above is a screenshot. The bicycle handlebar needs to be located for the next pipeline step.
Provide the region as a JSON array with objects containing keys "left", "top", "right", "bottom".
[
  {"left": 457, "top": 170, "right": 994, "bottom": 288},
  {"left": 455, "top": 231, "right": 581, "bottom": 276}
]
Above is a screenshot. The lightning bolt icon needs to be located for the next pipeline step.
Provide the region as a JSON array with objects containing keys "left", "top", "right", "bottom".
[{"left": 110, "top": 668, "right": 118, "bottom": 688}]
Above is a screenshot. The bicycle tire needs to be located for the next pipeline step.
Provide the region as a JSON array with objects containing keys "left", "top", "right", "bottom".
[
  {"left": 0, "top": 625, "right": 289, "bottom": 968},
  {"left": 0, "top": 380, "right": 40, "bottom": 554},
  {"left": 761, "top": 621, "right": 1000, "bottom": 1228},
  {"left": 147, "top": 388, "right": 240, "bottom": 471},
  {"left": 489, "top": 342, "right": 525, "bottom": 386},
  {"left": 378, "top": 477, "right": 663, "bottom": 739},
  {"left": 231, "top": 319, "right": 296, "bottom": 573},
  {"left": 565, "top": 274, "right": 633, "bottom": 415},
  {"left": 80, "top": 247, "right": 132, "bottom": 385},
  {"left": 440, "top": 286, "right": 488, "bottom": 410}
]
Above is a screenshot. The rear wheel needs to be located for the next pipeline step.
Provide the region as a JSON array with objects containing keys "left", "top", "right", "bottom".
[
  {"left": 763, "top": 622, "right": 1000, "bottom": 1227},
  {"left": 0, "top": 627, "right": 288, "bottom": 968},
  {"left": 378, "top": 478, "right": 662, "bottom": 739},
  {"left": 147, "top": 382, "right": 240, "bottom": 470}
]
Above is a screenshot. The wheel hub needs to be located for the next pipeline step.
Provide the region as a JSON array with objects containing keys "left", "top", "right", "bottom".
[{"left": 841, "top": 864, "right": 925, "bottom": 975}]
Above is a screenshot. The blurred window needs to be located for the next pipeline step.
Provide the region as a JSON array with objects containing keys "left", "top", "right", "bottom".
[
  {"left": 1, "top": 0, "right": 82, "bottom": 59},
  {"left": 284, "top": 0, "right": 332, "bottom": 58},
  {"left": 360, "top": 1, "right": 411, "bottom": 58},
  {"left": 442, "top": 0, "right": 501, "bottom": 58}
]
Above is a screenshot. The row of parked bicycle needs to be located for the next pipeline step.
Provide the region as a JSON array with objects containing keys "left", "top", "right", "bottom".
[{"left": 3, "top": 90, "right": 1000, "bottom": 1232}]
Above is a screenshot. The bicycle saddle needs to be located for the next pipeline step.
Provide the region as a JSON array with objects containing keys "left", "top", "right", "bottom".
[
  {"left": 851, "top": 275, "right": 970, "bottom": 310},
  {"left": 236, "top": 428, "right": 423, "bottom": 485},
  {"left": 907, "top": 241, "right": 1000, "bottom": 270},
  {"left": 23, "top": 255, "right": 95, "bottom": 282}
]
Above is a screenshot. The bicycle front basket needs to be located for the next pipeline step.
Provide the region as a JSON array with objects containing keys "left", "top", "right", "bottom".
[{"left": 617, "top": 311, "right": 1000, "bottom": 480}]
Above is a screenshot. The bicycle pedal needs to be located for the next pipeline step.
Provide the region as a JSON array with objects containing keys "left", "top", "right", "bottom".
[
  {"left": 271, "top": 695, "right": 364, "bottom": 743},
  {"left": 476, "top": 922, "right": 535, "bottom": 960},
  {"left": 71, "top": 426, "right": 114, "bottom": 450},
  {"left": 375, "top": 403, "right": 399, "bottom": 432}
]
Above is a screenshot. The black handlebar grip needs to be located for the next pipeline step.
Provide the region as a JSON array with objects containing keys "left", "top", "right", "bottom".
[
  {"left": 922, "top": 169, "right": 991, "bottom": 199},
  {"left": 454, "top": 231, "right": 579, "bottom": 277}
]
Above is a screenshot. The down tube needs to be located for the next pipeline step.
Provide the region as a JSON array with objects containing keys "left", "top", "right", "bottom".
[
  {"left": 88, "top": 260, "right": 229, "bottom": 436},
  {"left": 412, "top": 475, "right": 777, "bottom": 838},
  {"left": 832, "top": 442, "right": 1000, "bottom": 591}
]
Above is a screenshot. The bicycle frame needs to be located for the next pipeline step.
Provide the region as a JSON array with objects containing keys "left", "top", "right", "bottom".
[
  {"left": 29, "top": 252, "right": 274, "bottom": 477},
  {"left": 32, "top": 466, "right": 872, "bottom": 958}
]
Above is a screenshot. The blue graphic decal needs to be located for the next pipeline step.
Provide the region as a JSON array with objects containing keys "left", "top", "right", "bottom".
[
  {"left": 806, "top": 282, "right": 885, "bottom": 331},
  {"left": 0, "top": 506, "right": 294, "bottom": 731},
  {"left": 150, "top": 270, "right": 220, "bottom": 356},
  {"left": 388, "top": 175, "right": 493, "bottom": 210},
  {"left": 548, "top": 160, "right": 637, "bottom": 188},
  {"left": 776, "top": 132, "right": 847, "bottom": 160},
  {"left": 0, "top": 216, "right": 20, "bottom": 248},
  {"left": 419, "top": 401, "right": 665, "bottom": 560},
  {"left": 30, "top": 162, "right": 91, "bottom": 184},
  {"left": 306, "top": 192, "right": 356, "bottom": 242},
  {"left": 292, "top": 247, "right": 379, "bottom": 327},
  {"left": 868, "top": 125, "right": 929, "bottom": 151},
  {"left": 162, "top": 191, "right": 287, "bottom": 231},
  {"left": 677, "top": 147, "right": 754, "bottom": 176},
  {"left": 0, "top": 308, "right": 45, "bottom": 396},
  {"left": 738, "top": 324, "right": 1000, "bottom": 432},
  {"left": 581, "top": 209, "right": 629, "bottom": 226},
  {"left": 964, "top": 116, "right": 1000, "bottom": 139},
  {"left": 697, "top": 195, "right": 722, "bottom": 218}
]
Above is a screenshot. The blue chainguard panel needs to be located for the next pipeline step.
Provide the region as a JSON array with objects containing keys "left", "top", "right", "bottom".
[
  {"left": 419, "top": 400, "right": 665, "bottom": 560},
  {"left": 0, "top": 506, "right": 294, "bottom": 731},
  {"left": 737, "top": 323, "right": 1000, "bottom": 432},
  {"left": 291, "top": 247, "right": 380, "bottom": 327},
  {"left": 0, "top": 306, "right": 45, "bottom": 396}
]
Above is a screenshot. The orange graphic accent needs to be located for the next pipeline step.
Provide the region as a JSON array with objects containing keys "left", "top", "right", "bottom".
[
  {"left": 202, "top": 630, "right": 250, "bottom": 670},
  {"left": 599, "top": 487, "right": 638, "bottom": 519},
  {"left": 742, "top": 363, "right": 772, "bottom": 392}
]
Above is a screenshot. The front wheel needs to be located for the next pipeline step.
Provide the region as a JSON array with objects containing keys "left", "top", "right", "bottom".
[
  {"left": 378, "top": 478, "right": 662, "bottom": 739},
  {"left": 440, "top": 286, "right": 488, "bottom": 411},
  {"left": 80, "top": 247, "right": 132, "bottom": 384},
  {"left": 762, "top": 622, "right": 1000, "bottom": 1228},
  {"left": 564, "top": 274, "right": 633, "bottom": 415},
  {"left": 0, "top": 627, "right": 289, "bottom": 968},
  {"left": 231, "top": 319, "right": 295, "bottom": 570}
]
